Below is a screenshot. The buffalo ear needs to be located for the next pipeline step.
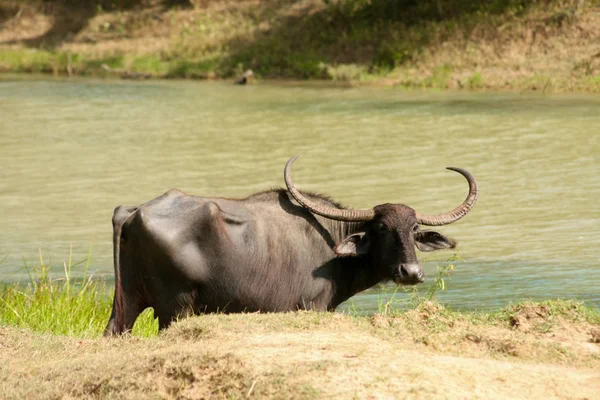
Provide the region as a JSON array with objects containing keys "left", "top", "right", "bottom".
[
  {"left": 334, "top": 232, "right": 370, "bottom": 257},
  {"left": 415, "top": 231, "right": 456, "bottom": 252}
]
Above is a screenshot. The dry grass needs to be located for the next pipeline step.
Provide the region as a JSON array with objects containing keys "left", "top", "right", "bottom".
[
  {"left": 0, "top": 0, "right": 599, "bottom": 91},
  {"left": 1, "top": 302, "right": 599, "bottom": 399},
  {"left": 385, "top": 2, "right": 600, "bottom": 92}
]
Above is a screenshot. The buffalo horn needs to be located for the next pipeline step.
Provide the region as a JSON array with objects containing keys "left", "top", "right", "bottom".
[
  {"left": 284, "top": 156, "right": 376, "bottom": 222},
  {"left": 415, "top": 167, "right": 478, "bottom": 226}
]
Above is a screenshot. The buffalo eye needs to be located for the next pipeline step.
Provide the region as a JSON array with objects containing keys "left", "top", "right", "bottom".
[
  {"left": 376, "top": 223, "right": 387, "bottom": 232},
  {"left": 412, "top": 224, "right": 419, "bottom": 232}
]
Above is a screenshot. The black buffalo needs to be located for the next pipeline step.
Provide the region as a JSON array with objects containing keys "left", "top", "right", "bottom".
[{"left": 105, "top": 156, "right": 478, "bottom": 335}]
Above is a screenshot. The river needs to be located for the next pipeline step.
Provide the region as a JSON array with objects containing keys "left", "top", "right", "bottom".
[{"left": 1, "top": 76, "right": 598, "bottom": 312}]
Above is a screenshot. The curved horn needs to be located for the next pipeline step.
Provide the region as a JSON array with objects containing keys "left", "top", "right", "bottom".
[
  {"left": 416, "top": 167, "right": 478, "bottom": 226},
  {"left": 284, "top": 155, "right": 375, "bottom": 222}
]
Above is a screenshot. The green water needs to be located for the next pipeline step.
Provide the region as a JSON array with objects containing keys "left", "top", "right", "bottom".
[{"left": 1, "top": 76, "right": 598, "bottom": 311}]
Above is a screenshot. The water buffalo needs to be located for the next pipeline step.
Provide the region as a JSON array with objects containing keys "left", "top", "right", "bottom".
[{"left": 104, "top": 156, "right": 478, "bottom": 335}]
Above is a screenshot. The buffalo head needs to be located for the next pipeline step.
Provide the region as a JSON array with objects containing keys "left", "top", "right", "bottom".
[{"left": 284, "top": 156, "right": 478, "bottom": 285}]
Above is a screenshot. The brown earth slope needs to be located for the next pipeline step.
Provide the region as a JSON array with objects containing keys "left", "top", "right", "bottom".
[
  {"left": 0, "top": 0, "right": 599, "bottom": 91},
  {"left": 1, "top": 304, "right": 599, "bottom": 399}
]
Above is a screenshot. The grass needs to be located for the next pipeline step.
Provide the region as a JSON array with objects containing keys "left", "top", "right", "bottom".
[
  {"left": 2, "top": 247, "right": 598, "bottom": 342},
  {"left": 0, "top": 48, "right": 55, "bottom": 73},
  {"left": 1, "top": 0, "right": 599, "bottom": 91},
  {"left": 347, "top": 253, "right": 462, "bottom": 317},
  {"left": 1, "top": 310, "right": 598, "bottom": 399},
  {"left": 0, "top": 247, "right": 157, "bottom": 337},
  {"left": 0, "top": 248, "right": 460, "bottom": 338},
  {"left": 1, "top": 248, "right": 599, "bottom": 398}
]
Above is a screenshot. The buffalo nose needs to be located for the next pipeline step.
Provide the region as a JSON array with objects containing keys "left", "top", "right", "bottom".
[{"left": 399, "top": 263, "right": 424, "bottom": 284}]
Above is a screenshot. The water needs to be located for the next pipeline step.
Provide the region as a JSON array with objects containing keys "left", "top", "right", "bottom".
[{"left": 1, "top": 76, "right": 599, "bottom": 312}]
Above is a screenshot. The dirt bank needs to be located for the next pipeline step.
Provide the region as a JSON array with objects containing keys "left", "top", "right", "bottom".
[
  {"left": 0, "top": 0, "right": 599, "bottom": 91},
  {"left": 1, "top": 302, "right": 599, "bottom": 399}
]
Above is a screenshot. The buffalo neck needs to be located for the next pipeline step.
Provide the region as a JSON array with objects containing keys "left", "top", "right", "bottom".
[
  {"left": 319, "top": 218, "right": 364, "bottom": 246},
  {"left": 316, "top": 218, "right": 388, "bottom": 308}
]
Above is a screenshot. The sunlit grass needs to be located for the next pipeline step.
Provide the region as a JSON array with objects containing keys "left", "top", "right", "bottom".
[
  {"left": 1, "top": 0, "right": 598, "bottom": 92},
  {"left": 0, "top": 250, "right": 464, "bottom": 337},
  {"left": 0, "top": 246, "right": 158, "bottom": 337},
  {"left": 345, "top": 253, "right": 462, "bottom": 317},
  {"left": 1, "top": 247, "right": 597, "bottom": 341},
  {"left": 0, "top": 48, "right": 55, "bottom": 73}
]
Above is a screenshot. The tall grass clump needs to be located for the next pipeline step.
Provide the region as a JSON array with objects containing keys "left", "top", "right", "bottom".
[
  {"left": 0, "top": 246, "right": 158, "bottom": 337},
  {"left": 346, "top": 253, "right": 460, "bottom": 317},
  {"left": 416, "top": 253, "right": 461, "bottom": 305}
]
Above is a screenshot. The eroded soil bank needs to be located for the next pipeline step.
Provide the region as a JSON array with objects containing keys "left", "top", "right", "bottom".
[{"left": 1, "top": 302, "right": 599, "bottom": 399}]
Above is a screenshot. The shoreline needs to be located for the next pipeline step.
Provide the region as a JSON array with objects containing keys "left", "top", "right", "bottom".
[
  {"left": 4, "top": 72, "right": 600, "bottom": 97},
  {"left": 1, "top": 0, "right": 599, "bottom": 93},
  {"left": 1, "top": 301, "right": 599, "bottom": 398}
]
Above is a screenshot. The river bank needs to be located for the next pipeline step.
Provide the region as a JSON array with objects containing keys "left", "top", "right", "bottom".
[
  {"left": 1, "top": 301, "right": 599, "bottom": 399},
  {"left": 2, "top": 254, "right": 599, "bottom": 399},
  {"left": 1, "top": 0, "right": 599, "bottom": 92},
  {"left": 1, "top": 262, "right": 599, "bottom": 398}
]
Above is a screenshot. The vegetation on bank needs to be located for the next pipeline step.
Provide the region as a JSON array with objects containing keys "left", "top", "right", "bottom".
[
  {"left": 0, "top": 0, "right": 599, "bottom": 91},
  {"left": 1, "top": 249, "right": 599, "bottom": 398},
  {"left": 1, "top": 248, "right": 598, "bottom": 341},
  {"left": 0, "top": 248, "right": 157, "bottom": 337},
  {"left": 1, "top": 298, "right": 600, "bottom": 399}
]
